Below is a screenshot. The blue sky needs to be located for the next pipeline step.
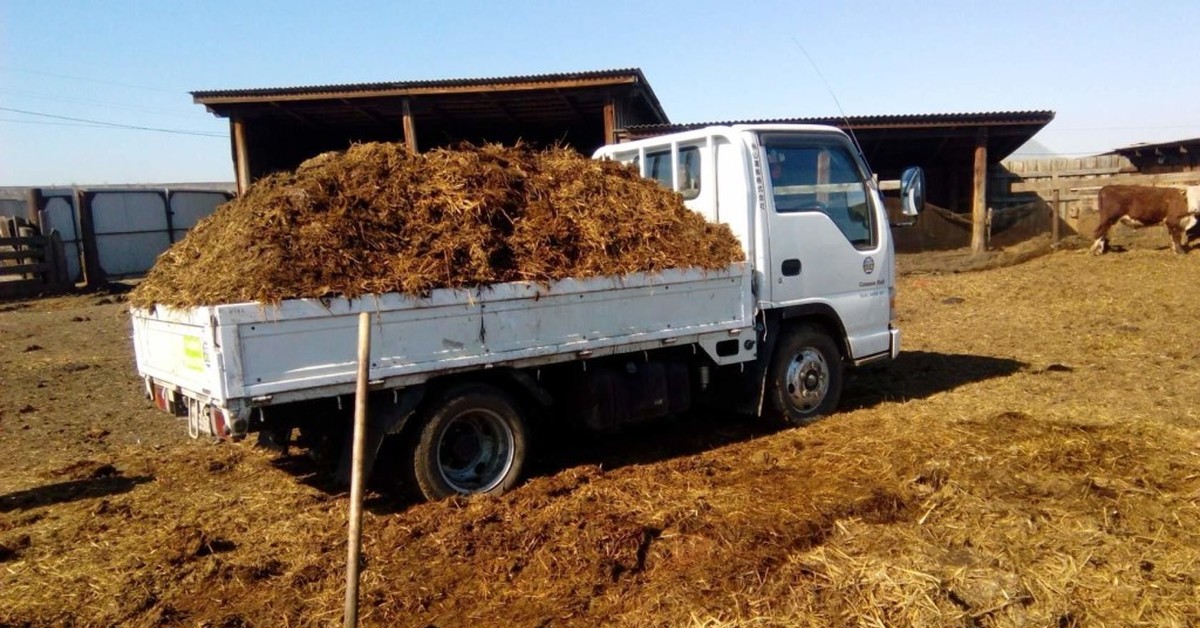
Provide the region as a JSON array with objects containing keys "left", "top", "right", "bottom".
[{"left": 2, "top": 0, "right": 1198, "bottom": 185}]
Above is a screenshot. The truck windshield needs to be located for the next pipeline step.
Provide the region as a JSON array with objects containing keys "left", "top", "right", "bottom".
[{"left": 762, "top": 134, "right": 875, "bottom": 249}]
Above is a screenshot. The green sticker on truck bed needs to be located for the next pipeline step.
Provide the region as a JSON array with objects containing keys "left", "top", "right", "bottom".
[{"left": 182, "top": 336, "right": 205, "bottom": 371}]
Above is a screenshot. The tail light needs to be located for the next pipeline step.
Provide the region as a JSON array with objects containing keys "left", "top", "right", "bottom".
[
  {"left": 210, "top": 407, "right": 229, "bottom": 439},
  {"left": 209, "top": 407, "right": 249, "bottom": 440},
  {"left": 151, "top": 384, "right": 186, "bottom": 416},
  {"left": 153, "top": 386, "right": 171, "bottom": 412}
]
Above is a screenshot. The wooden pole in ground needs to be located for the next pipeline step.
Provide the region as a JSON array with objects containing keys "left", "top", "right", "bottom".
[
  {"left": 344, "top": 311, "right": 371, "bottom": 628},
  {"left": 1051, "top": 188, "right": 1061, "bottom": 246},
  {"left": 971, "top": 128, "right": 988, "bottom": 254}
]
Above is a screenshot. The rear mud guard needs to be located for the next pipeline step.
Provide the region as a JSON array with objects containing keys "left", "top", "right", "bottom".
[
  {"left": 736, "top": 312, "right": 778, "bottom": 417},
  {"left": 334, "top": 386, "right": 425, "bottom": 485}
]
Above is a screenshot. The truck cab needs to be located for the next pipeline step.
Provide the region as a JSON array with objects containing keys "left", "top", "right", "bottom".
[{"left": 595, "top": 124, "right": 923, "bottom": 375}]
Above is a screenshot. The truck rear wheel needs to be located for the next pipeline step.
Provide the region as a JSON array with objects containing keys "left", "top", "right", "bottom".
[
  {"left": 407, "top": 383, "right": 528, "bottom": 500},
  {"left": 766, "top": 325, "right": 844, "bottom": 426}
]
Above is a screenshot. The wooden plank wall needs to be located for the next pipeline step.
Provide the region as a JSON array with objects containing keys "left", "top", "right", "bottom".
[
  {"left": 991, "top": 155, "right": 1200, "bottom": 237},
  {"left": 0, "top": 216, "right": 72, "bottom": 298}
]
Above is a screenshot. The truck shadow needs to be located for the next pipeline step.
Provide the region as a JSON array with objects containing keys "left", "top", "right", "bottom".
[
  {"left": 840, "top": 350, "right": 1027, "bottom": 411},
  {"left": 275, "top": 350, "right": 1025, "bottom": 514},
  {"left": 528, "top": 350, "right": 1026, "bottom": 479}
]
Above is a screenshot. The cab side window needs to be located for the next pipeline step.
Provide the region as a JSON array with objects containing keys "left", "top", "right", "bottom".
[
  {"left": 678, "top": 147, "right": 701, "bottom": 200},
  {"left": 647, "top": 150, "right": 672, "bottom": 189},
  {"left": 766, "top": 141, "right": 875, "bottom": 249},
  {"left": 646, "top": 147, "right": 702, "bottom": 200}
]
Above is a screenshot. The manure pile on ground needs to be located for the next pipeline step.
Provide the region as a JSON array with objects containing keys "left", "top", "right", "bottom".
[
  {"left": 5, "top": 250, "right": 1200, "bottom": 625},
  {"left": 130, "top": 143, "right": 743, "bottom": 309}
]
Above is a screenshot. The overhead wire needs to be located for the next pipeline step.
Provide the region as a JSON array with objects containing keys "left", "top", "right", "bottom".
[
  {"left": 0, "top": 87, "right": 213, "bottom": 121},
  {"left": 0, "top": 117, "right": 113, "bottom": 129},
  {"left": 0, "top": 66, "right": 182, "bottom": 94},
  {"left": 0, "top": 66, "right": 222, "bottom": 138},
  {"left": 0, "top": 106, "right": 225, "bottom": 138}
]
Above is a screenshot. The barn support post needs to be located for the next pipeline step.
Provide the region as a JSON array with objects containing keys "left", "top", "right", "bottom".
[
  {"left": 232, "top": 120, "right": 251, "bottom": 196},
  {"left": 74, "top": 189, "right": 106, "bottom": 289},
  {"left": 1051, "top": 188, "right": 1061, "bottom": 246},
  {"left": 971, "top": 129, "right": 988, "bottom": 254},
  {"left": 402, "top": 99, "right": 419, "bottom": 154},
  {"left": 603, "top": 96, "right": 616, "bottom": 145},
  {"left": 25, "top": 188, "right": 44, "bottom": 228}
]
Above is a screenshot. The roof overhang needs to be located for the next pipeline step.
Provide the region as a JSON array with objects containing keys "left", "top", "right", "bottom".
[
  {"left": 191, "top": 68, "right": 669, "bottom": 129},
  {"left": 1105, "top": 137, "right": 1200, "bottom": 158},
  {"left": 626, "top": 111, "right": 1056, "bottom": 168}
]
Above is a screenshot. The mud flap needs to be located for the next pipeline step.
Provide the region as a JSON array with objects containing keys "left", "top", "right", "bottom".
[
  {"left": 333, "top": 386, "right": 425, "bottom": 486},
  {"left": 735, "top": 314, "right": 778, "bottom": 417}
]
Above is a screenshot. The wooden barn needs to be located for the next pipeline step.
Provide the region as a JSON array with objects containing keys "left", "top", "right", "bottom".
[
  {"left": 193, "top": 68, "right": 1054, "bottom": 251},
  {"left": 1109, "top": 137, "right": 1200, "bottom": 174},
  {"left": 192, "top": 69, "right": 669, "bottom": 195},
  {"left": 194, "top": 68, "right": 1051, "bottom": 214}
]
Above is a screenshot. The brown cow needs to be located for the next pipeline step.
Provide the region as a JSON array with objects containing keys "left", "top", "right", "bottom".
[{"left": 1090, "top": 185, "right": 1200, "bottom": 255}]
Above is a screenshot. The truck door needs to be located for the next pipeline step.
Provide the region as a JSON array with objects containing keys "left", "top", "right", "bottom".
[{"left": 759, "top": 133, "right": 892, "bottom": 359}]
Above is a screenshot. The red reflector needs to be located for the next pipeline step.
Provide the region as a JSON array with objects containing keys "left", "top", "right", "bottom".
[
  {"left": 153, "top": 386, "right": 170, "bottom": 412},
  {"left": 210, "top": 407, "right": 228, "bottom": 439}
]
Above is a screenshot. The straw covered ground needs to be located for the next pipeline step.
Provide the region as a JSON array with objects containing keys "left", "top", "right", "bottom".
[
  {"left": 130, "top": 142, "right": 742, "bottom": 309},
  {"left": 2, "top": 241, "right": 1200, "bottom": 626}
]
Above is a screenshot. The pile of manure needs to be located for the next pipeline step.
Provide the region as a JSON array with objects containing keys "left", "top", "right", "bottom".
[{"left": 130, "top": 142, "right": 743, "bottom": 309}]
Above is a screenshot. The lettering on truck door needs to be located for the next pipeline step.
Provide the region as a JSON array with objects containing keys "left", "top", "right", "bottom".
[{"left": 760, "top": 133, "right": 892, "bottom": 358}]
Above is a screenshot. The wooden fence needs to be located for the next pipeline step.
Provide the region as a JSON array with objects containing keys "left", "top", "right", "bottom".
[
  {"left": 991, "top": 155, "right": 1200, "bottom": 237},
  {"left": 0, "top": 217, "right": 72, "bottom": 298}
]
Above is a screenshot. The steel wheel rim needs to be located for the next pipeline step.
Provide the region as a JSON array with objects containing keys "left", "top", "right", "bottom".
[
  {"left": 435, "top": 408, "right": 515, "bottom": 494},
  {"left": 785, "top": 348, "right": 829, "bottom": 412}
]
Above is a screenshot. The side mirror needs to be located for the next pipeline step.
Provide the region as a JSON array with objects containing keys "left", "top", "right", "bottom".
[{"left": 899, "top": 167, "right": 925, "bottom": 218}]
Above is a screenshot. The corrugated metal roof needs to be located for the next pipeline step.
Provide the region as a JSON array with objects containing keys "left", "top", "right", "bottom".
[
  {"left": 192, "top": 67, "right": 669, "bottom": 128},
  {"left": 624, "top": 110, "right": 1056, "bottom": 167},
  {"left": 626, "top": 110, "right": 1055, "bottom": 131},
  {"left": 192, "top": 68, "right": 651, "bottom": 99},
  {"left": 1106, "top": 136, "right": 1200, "bottom": 156}
]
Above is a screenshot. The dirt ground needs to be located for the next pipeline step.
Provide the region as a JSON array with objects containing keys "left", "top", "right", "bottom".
[{"left": 2, "top": 231, "right": 1199, "bottom": 627}]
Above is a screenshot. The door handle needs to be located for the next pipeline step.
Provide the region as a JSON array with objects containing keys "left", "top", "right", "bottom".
[{"left": 781, "top": 259, "right": 801, "bottom": 276}]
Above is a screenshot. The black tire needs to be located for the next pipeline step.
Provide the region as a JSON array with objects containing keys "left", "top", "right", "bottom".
[
  {"left": 765, "top": 324, "right": 844, "bottom": 427},
  {"left": 406, "top": 383, "right": 529, "bottom": 501}
]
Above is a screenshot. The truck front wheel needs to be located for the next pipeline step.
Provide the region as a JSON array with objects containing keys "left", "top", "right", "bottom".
[
  {"left": 766, "top": 325, "right": 844, "bottom": 426},
  {"left": 407, "top": 384, "right": 529, "bottom": 501}
]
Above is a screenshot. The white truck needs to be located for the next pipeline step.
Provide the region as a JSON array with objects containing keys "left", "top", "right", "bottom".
[{"left": 131, "top": 124, "right": 924, "bottom": 501}]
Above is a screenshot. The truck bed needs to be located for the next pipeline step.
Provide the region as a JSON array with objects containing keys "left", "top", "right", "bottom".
[{"left": 132, "top": 263, "right": 754, "bottom": 413}]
